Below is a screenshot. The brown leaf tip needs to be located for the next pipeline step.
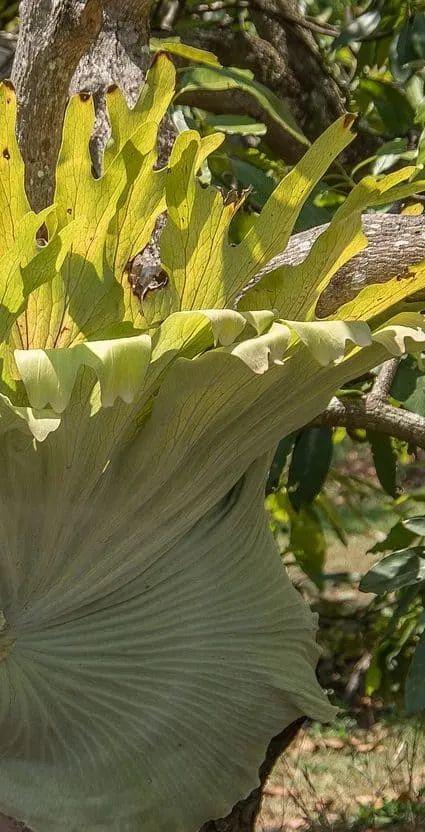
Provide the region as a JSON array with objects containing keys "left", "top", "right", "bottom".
[
  {"left": 343, "top": 112, "right": 357, "bottom": 130},
  {"left": 151, "top": 50, "right": 173, "bottom": 68},
  {"left": 79, "top": 92, "right": 91, "bottom": 102}
]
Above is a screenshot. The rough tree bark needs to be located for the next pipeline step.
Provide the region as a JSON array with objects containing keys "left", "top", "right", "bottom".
[{"left": 4, "top": 3, "right": 425, "bottom": 832}]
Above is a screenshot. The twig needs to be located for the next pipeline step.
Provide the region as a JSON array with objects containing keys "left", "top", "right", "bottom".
[
  {"left": 368, "top": 358, "right": 400, "bottom": 404},
  {"left": 249, "top": 0, "right": 340, "bottom": 36}
]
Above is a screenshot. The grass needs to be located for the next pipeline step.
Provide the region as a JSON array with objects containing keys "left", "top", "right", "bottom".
[{"left": 257, "top": 719, "right": 425, "bottom": 831}]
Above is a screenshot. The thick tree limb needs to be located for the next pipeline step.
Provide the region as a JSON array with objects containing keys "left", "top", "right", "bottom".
[{"left": 255, "top": 213, "right": 425, "bottom": 317}]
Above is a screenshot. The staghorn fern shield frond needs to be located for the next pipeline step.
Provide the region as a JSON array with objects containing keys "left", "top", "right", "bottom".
[{"left": 0, "top": 54, "right": 425, "bottom": 832}]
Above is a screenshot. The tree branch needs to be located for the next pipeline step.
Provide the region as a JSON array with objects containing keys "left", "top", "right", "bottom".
[
  {"left": 312, "top": 396, "right": 425, "bottom": 450},
  {"left": 255, "top": 214, "right": 425, "bottom": 317},
  {"left": 368, "top": 358, "right": 400, "bottom": 404}
]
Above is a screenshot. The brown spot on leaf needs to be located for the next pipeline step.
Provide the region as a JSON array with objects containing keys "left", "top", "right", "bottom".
[
  {"left": 66, "top": 208, "right": 72, "bottom": 215},
  {"left": 219, "top": 185, "right": 252, "bottom": 208},
  {"left": 126, "top": 254, "right": 169, "bottom": 300},
  {"left": 343, "top": 112, "right": 356, "bottom": 130},
  {"left": 2, "top": 148, "right": 10, "bottom": 160},
  {"left": 36, "top": 223, "right": 48, "bottom": 245}
]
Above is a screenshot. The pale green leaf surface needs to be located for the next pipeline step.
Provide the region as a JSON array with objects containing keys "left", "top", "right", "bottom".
[
  {"left": 15, "top": 334, "right": 152, "bottom": 412},
  {"left": 372, "top": 312, "right": 425, "bottom": 354},
  {"left": 282, "top": 319, "right": 372, "bottom": 365}
]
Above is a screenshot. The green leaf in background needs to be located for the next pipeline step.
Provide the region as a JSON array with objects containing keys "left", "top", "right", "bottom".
[
  {"left": 372, "top": 138, "right": 416, "bottom": 175},
  {"left": 360, "top": 548, "right": 425, "bottom": 594},
  {"left": 315, "top": 492, "right": 348, "bottom": 546},
  {"left": 288, "top": 426, "right": 333, "bottom": 512},
  {"left": 177, "top": 65, "right": 309, "bottom": 148},
  {"left": 391, "top": 355, "right": 425, "bottom": 415},
  {"left": 150, "top": 37, "right": 221, "bottom": 67},
  {"left": 406, "top": 629, "right": 425, "bottom": 713},
  {"left": 334, "top": 10, "right": 381, "bottom": 46},
  {"left": 357, "top": 78, "right": 415, "bottom": 135},
  {"left": 202, "top": 114, "right": 267, "bottom": 136},
  {"left": 266, "top": 433, "right": 296, "bottom": 496},
  {"left": 367, "top": 431, "right": 400, "bottom": 498},
  {"left": 289, "top": 504, "right": 326, "bottom": 587},
  {"left": 368, "top": 519, "right": 418, "bottom": 554},
  {"left": 396, "top": 14, "right": 425, "bottom": 73},
  {"left": 403, "top": 515, "right": 425, "bottom": 535}
]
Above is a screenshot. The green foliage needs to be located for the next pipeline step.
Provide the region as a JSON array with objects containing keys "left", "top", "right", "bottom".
[
  {"left": 177, "top": 65, "right": 308, "bottom": 148},
  {"left": 0, "top": 1, "right": 17, "bottom": 28},
  {"left": 288, "top": 426, "right": 333, "bottom": 512},
  {"left": 406, "top": 629, "right": 425, "bottom": 712},
  {"left": 367, "top": 431, "right": 400, "bottom": 498},
  {"left": 361, "top": 547, "right": 425, "bottom": 593}
]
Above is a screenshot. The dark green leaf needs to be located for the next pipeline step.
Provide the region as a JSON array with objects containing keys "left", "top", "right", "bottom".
[
  {"left": 287, "top": 426, "right": 333, "bottom": 512},
  {"left": 289, "top": 505, "right": 326, "bottom": 588},
  {"left": 406, "top": 630, "right": 425, "bottom": 714},
  {"left": 391, "top": 355, "right": 425, "bottom": 415},
  {"left": 357, "top": 78, "right": 415, "bottom": 135},
  {"left": 368, "top": 519, "right": 417, "bottom": 554},
  {"left": 177, "top": 66, "right": 308, "bottom": 147},
  {"left": 316, "top": 492, "right": 347, "bottom": 546},
  {"left": 403, "top": 516, "right": 425, "bottom": 536},
  {"left": 397, "top": 14, "right": 425, "bottom": 69},
  {"left": 367, "top": 431, "right": 399, "bottom": 498},
  {"left": 360, "top": 548, "right": 425, "bottom": 594},
  {"left": 266, "top": 433, "right": 295, "bottom": 496},
  {"left": 202, "top": 114, "right": 267, "bottom": 135}
]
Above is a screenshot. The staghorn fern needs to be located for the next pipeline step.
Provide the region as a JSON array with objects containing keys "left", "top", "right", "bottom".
[{"left": 0, "top": 54, "right": 425, "bottom": 831}]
